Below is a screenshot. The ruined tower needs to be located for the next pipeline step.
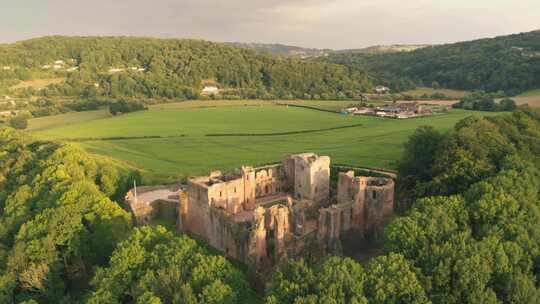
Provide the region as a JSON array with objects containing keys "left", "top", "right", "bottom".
[{"left": 283, "top": 153, "right": 330, "bottom": 203}]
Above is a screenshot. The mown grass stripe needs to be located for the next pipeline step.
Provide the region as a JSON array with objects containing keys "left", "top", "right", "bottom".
[{"left": 206, "top": 123, "right": 363, "bottom": 137}]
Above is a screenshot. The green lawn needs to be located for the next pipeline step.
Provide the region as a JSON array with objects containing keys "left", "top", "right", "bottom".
[{"left": 31, "top": 104, "right": 498, "bottom": 183}]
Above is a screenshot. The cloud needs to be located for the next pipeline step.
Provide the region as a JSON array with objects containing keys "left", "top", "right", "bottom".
[{"left": 0, "top": 0, "right": 538, "bottom": 48}]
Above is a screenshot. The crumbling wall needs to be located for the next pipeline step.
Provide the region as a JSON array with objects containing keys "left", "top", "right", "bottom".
[
  {"left": 282, "top": 156, "right": 296, "bottom": 192},
  {"left": 181, "top": 188, "right": 251, "bottom": 262},
  {"left": 290, "top": 154, "right": 330, "bottom": 203},
  {"left": 206, "top": 178, "right": 245, "bottom": 214},
  {"left": 242, "top": 166, "right": 256, "bottom": 210},
  {"left": 125, "top": 190, "right": 154, "bottom": 225},
  {"left": 317, "top": 203, "right": 353, "bottom": 245},
  {"left": 336, "top": 171, "right": 395, "bottom": 231},
  {"left": 247, "top": 204, "right": 292, "bottom": 268},
  {"left": 248, "top": 207, "right": 269, "bottom": 268},
  {"left": 184, "top": 181, "right": 211, "bottom": 238},
  {"left": 337, "top": 171, "right": 355, "bottom": 204},
  {"left": 254, "top": 165, "right": 284, "bottom": 198},
  {"left": 177, "top": 154, "right": 395, "bottom": 271},
  {"left": 125, "top": 186, "right": 180, "bottom": 226},
  {"left": 363, "top": 179, "right": 394, "bottom": 228},
  {"left": 154, "top": 199, "right": 178, "bottom": 222}
]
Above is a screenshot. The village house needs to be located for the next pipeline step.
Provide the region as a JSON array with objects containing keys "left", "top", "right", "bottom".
[
  {"left": 108, "top": 68, "right": 125, "bottom": 74},
  {"left": 130, "top": 67, "right": 146, "bottom": 72},
  {"left": 347, "top": 101, "right": 437, "bottom": 119},
  {"left": 125, "top": 153, "right": 395, "bottom": 270},
  {"left": 0, "top": 111, "right": 12, "bottom": 118},
  {"left": 201, "top": 85, "right": 220, "bottom": 96},
  {"left": 0, "top": 110, "right": 18, "bottom": 118},
  {"left": 375, "top": 85, "right": 390, "bottom": 94},
  {"left": 353, "top": 107, "right": 375, "bottom": 115}
]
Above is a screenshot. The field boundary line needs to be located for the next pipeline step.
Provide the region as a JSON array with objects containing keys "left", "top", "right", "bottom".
[
  {"left": 274, "top": 102, "right": 341, "bottom": 113},
  {"left": 205, "top": 123, "right": 363, "bottom": 137},
  {"left": 59, "top": 134, "right": 187, "bottom": 142}
]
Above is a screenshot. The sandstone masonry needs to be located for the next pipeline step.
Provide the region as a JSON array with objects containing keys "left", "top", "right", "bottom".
[{"left": 126, "top": 153, "right": 394, "bottom": 270}]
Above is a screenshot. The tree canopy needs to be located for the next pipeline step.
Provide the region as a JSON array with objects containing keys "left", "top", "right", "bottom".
[
  {"left": 268, "top": 108, "right": 540, "bottom": 304},
  {"left": 328, "top": 30, "right": 540, "bottom": 95},
  {"left": 88, "top": 226, "right": 252, "bottom": 304},
  {"left": 0, "top": 127, "right": 256, "bottom": 303},
  {"left": 0, "top": 36, "right": 372, "bottom": 100}
]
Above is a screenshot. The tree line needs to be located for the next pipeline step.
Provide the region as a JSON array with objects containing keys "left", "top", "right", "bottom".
[
  {"left": 327, "top": 30, "right": 540, "bottom": 95},
  {"left": 1, "top": 106, "right": 539, "bottom": 303},
  {"left": 0, "top": 36, "right": 372, "bottom": 101},
  {"left": 452, "top": 92, "right": 517, "bottom": 112},
  {"left": 265, "top": 107, "right": 540, "bottom": 303},
  {"left": 0, "top": 128, "right": 253, "bottom": 303}
]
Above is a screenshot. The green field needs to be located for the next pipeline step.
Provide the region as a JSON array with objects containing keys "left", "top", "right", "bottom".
[
  {"left": 518, "top": 89, "right": 540, "bottom": 97},
  {"left": 30, "top": 103, "right": 498, "bottom": 182},
  {"left": 28, "top": 109, "right": 112, "bottom": 131},
  {"left": 150, "top": 99, "right": 375, "bottom": 112},
  {"left": 402, "top": 87, "right": 470, "bottom": 98}
]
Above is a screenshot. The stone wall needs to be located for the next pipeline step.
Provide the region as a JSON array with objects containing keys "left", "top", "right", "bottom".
[
  {"left": 248, "top": 204, "right": 291, "bottom": 268},
  {"left": 125, "top": 186, "right": 181, "bottom": 225},
  {"left": 174, "top": 154, "right": 394, "bottom": 271},
  {"left": 287, "top": 153, "right": 330, "bottom": 203},
  {"left": 317, "top": 202, "right": 354, "bottom": 246},
  {"left": 316, "top": 171, "right": 395, "bottom": 244},
  {"left": 254, "top": 165, "right": 285, "bottom": 198}
]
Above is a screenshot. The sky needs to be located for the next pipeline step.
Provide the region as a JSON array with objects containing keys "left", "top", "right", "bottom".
[{"left": 1, "top": 0, "right": 539, "bottom": 49}]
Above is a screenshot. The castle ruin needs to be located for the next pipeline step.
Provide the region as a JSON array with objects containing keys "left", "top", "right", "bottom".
[{"left": 126, "top": 153, "right": 394, "bottom": 270}]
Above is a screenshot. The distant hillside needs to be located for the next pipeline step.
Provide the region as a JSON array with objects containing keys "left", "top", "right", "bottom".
[
  {"left": 230, "top": 42, "right": 429, "bottom": 57},
  {"left": 327, "top": 30, "right": 540, "bottom": 94},
  {"left": 229, "top": 42, "right": 331, "bottom": 58},
  {"left": 335, "top": 44, "right": 430, "bottom": 55},
  {"left": 0, "top": 36, "right": 372, "bottom": 100}
]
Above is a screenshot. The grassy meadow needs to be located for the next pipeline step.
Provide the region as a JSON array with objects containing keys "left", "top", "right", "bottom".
[
  {"left": 29, "top": 101, "right": 499, "bottom": 183},
  {"left": 402, "top": 87, "right": 471, "bottom": 98},
  {"left": 518, "top": 89, "right": 540, "bottom": 97},
  {"left": 27, "top": 109, "right": 112, "bottom": 131},
  {"left": 514, "top": 89, "right": 540, "bottom": 107}
]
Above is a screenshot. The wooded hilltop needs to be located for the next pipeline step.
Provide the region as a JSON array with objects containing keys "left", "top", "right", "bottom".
[{"left": 0, "top": 36, "right": 372, "bottom": 100}]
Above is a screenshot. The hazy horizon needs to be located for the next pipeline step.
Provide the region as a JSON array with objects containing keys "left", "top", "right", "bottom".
[{"left": 1, "top": 0, "right": 539, "bottom": 49}]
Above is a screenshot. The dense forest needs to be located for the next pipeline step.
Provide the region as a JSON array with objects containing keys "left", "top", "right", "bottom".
[
  {"left": 328, "top": 30, "right": 540, "bottom": 94},
  {"left": 0, "top": 36, "right": 372, "bottom": 100},
  {"left": 0, "top": 128, "right": 254, "bottom": 303},
  {"left": 265, "top": 107, "right": 540, "bottom": 303},
  {"left": 1, "top": 106, "right": 539, "bottom": 303}
]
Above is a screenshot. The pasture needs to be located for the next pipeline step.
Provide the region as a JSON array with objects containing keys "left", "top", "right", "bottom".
[
  {"left": 402, "top": 87, "right": 470, "bottom": 98},
  {"left": 30, "top": 102, "right": 498, "bottom": 183},
  {"left": 27, "top": 109, "right": 112, "bottom": 131},
  {"left": 518, "top": 89, "right": 540, "bottom": 97},
  {"left": 10, "top": 77, "right": 65, "bottom": 90},
  {"left": 514, "top": 89, "right": 540, "bottom": 107}
]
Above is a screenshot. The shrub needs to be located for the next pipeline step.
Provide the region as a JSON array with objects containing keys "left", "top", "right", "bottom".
[
  {"left": 9, "top": 116, "right": 28, "bottom": 129},
  {"left": 109, "top": 99, "right": 148, "bottom": 115}
]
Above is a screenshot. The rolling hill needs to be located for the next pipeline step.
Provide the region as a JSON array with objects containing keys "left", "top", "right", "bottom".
[
  {"left": 328, "top": 30, "right": 540, "bottom": 95},
  {"left": 230, "top": 42, "right": 430, "bottom": 57},
  {"left": 229, "top": 42, "right": 331, "bottom": 58},
  {"left": 0, "top": 36, "right": 372, "bottom": 100}
]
